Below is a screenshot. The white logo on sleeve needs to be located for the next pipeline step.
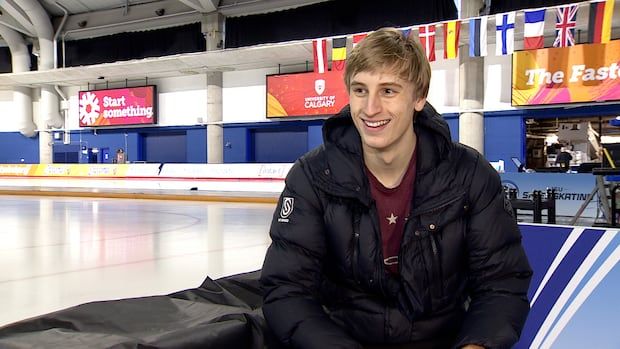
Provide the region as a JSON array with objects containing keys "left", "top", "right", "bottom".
[{"left": 278, "top": 197, "right": 294, "bottom": 223}]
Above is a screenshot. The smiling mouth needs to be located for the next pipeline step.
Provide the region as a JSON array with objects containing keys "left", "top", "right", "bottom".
[{"left": 364, "top": 119, "right": 390, "bottom": 128}]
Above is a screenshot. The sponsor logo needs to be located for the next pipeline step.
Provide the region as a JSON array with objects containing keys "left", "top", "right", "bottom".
[
  {"left": 314, "top": 79, "right": 325, "bottom": 95},
  {"left": 502, "top": 180, "right": 519, "bottom": 196},
  {"left": 79, "top": 92, "right": 100, "bottom": 126},
  {"left": 278, "top": 197, "right": 294, "bottom": 223}
]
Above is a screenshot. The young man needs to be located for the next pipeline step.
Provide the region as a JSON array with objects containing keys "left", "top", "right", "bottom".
[{"left": 260, "top": 28, "right": 532, "bottom": 349}]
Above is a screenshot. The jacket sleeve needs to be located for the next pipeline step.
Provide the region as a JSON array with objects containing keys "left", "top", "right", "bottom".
[
  {"left": 453, "top": 154, "right": 533, "bottom": 349},
  {"left": 260, "top": 161, "right": 362, "bottom": 349}
]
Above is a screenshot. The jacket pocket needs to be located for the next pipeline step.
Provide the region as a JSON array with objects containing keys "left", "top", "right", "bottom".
[{"left": 414, "top": 192, "right": 469, "bottom": 311}]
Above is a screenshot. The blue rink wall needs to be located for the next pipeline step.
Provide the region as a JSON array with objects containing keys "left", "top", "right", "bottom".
[
  {"left": 2, "top": 103, "right": 620, "bottom": 166},
  {"left": 517, "top": 224, "right": 619, "bottom": 349}
]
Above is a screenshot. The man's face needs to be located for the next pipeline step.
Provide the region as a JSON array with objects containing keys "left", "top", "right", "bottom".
[{"left": 348, "top": 70, "right": 426, "bottom": 154}]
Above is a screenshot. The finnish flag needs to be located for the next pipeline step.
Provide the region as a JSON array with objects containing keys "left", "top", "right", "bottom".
[{"left": 496, "top": 12, "right": 515, "bottom": 55}]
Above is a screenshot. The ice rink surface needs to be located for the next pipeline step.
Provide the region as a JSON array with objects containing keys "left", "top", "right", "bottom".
[{"left": 0, "top": 195, "right": 276, "bottom": 327}]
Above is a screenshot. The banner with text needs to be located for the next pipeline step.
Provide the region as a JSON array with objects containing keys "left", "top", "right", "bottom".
[
  {"left": 500, "top": 173, "right": 596, "bottom": 217},
  {"left": 79, "top": 86, "right": 157, "bottom": 127},
  {"left": 512, "top": 40, "right": 620, "bottom": 106},
  {"left": 267, "top": 70, "right": 348, "bottom": 117}
]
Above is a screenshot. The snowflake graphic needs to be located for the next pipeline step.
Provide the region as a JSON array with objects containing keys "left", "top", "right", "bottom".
[{"left": 79, "top": 92, "right": 100, "bottom": 126}]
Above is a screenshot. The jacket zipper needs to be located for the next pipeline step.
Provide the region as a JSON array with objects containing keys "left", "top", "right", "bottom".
[
  {"left": 429, "top": 234, "right": 438, "bottom": 255},
  {"left": 351, "top": 210, "right": 361, "bottom": 284}
]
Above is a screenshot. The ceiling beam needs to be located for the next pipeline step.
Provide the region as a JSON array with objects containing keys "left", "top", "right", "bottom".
[
  {"left": 199, "top": 0, "right": 220, "bottom": 12},
  {"left": 177, "top": 0, "right": 205, "bottom": 12},
  {"left": 0, "top": 0, "right": 36, "bottom": 36}
]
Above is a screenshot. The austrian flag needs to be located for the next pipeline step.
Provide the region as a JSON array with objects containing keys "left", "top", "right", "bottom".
[
  {"left": 418, "top": 25, "right": 436, "bottom": 61},
  {"left": 312, "top": 39, "right": 328, "bottom": 74}
]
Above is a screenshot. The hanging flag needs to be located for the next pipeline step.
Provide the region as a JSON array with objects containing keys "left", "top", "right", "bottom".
[
  {"left": 589, "top": 0, "right": 615, "bottom": 43},
  {"left": 418, "top": 25, "right": 436, "bottom": 62},
  {"left": 524, "top": 9, "right": 546, "bottom": 49},
  {"left": 352, "top": 34, "right": 367, "bottom": 48},
  {"left": 495, "top": 12, "right": 515, "bottom": 55},
  {"left": 553, "top": 5, "right": 578, "bottom": 47},
  {"left": 331, "top": 37, "right": 347, "bottom": 71},
  {"left": 469, "top": 17, "right": 487, "bottom": 57},
  {"left": 312, "top": 39, "right": 328, "bottom": 74},
  {"left": 443, "top": 20, "right": 460, "bottom": 59},
  {"left": 401, "top": 28, "right": 412, "bottom": 39},
  {"left": 601, "top": 0, "right": 615, "bottom": 43}
]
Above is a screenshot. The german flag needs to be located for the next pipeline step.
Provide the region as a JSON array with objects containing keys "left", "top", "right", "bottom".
[
  {"left": 589, "top": 0, "right": 615, "bottom": 43},
  {"left": 331, "top": 37, "right": 347, "bottom": 71}
]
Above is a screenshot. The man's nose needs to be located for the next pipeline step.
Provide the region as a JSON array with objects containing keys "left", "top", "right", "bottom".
[{"left": 363, "top": 92, "right": 382, "bottom": 116}]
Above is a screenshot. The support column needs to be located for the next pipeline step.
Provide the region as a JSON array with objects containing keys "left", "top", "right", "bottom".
[
  {"left": 207, "top": 71, "right": 223, "bottom": 163},
  {"left": 458, "top": 0, "right": 485, "bottom": 154},
  {"left": 203, "top": 12, "right": 225, "bottom": 163}
]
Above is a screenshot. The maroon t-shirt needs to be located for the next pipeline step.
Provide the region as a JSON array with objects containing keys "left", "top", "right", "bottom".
[{"left": 365, "top": 149, "right": 417, "bottom": 274}]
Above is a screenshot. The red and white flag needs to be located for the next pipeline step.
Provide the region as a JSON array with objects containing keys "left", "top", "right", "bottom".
[
  {"left": 352, "top": 33, "right": 367, "bottom": 48},
  {"left": 418, "top": 25, "right": 436, "bottom": 62},
  {"left": 312, "top": 39, "right": 328, "bottom": 74}
]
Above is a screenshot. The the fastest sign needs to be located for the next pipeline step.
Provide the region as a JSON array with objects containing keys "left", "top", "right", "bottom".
[{"left": 512, "top": 40, "right": 620, "bottom": 106}]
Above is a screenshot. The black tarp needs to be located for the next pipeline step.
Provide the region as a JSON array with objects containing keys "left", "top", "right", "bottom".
[{"left": 0, "top": 271, "right": 278, "bottom": 349}]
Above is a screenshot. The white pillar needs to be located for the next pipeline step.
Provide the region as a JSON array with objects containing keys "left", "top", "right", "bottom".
[
  {"left": 207, "top": 71, "right": 223, "bottom": 163},
  {"left": 458, "top": 0, "right": 485, "bottom": 154},
  {"left": 203, "top": 12, "right": 225, "bottom": 163},
  {"left": 20, "top": 0, "right": 63, "bottom": 163},
  {"left": 0, "top": 24, "right": 36, "bottom": 137}
]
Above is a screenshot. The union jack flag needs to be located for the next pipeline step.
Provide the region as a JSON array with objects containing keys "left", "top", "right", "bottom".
[{"left": 553, "top": 5, "right": 578, "bottom": 47}]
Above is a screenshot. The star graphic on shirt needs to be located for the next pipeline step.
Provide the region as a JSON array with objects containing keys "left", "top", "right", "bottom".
[{"left": 387, "top": 213, "right": 398, "bottom": 225}]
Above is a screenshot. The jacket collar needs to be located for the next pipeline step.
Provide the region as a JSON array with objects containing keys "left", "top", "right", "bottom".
[{"left": 316, "top": 102, "right": 453, "bottom": 205}]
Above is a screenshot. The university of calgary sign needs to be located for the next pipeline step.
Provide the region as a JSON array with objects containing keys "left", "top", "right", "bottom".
[
  {"left": 78, "top": 86, "right": 157, "bottom": 127},
  {"left": 512, "top": 40, "right": 620, "bottom": 106},
  {"left": 267, "top": 70, "right": 349, "bottom": 118}
]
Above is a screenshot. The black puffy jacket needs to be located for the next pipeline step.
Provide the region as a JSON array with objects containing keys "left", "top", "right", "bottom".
[{"left": 260, "top": 103, "right": 532, "bottom": 349}]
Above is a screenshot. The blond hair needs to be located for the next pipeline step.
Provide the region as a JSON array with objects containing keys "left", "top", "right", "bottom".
[{"left": 344, "top": 27, "right": 431, "bottom": 99}]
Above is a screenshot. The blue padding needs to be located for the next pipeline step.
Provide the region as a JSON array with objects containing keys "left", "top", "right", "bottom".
[{"left": 516, "top": 224, "right": 619, "bottom": 349}]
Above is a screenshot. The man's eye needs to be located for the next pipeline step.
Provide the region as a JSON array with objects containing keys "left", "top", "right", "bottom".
[
  {"left": 353, "top": 88, "right": 366, "bottom": 95},
  {"left": 383, "top": 88, "right": 395, "bottom": 95}
]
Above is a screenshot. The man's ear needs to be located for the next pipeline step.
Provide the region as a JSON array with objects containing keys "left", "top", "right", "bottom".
[{"left": 414, "top": 97, "right": 426, "bottom": 112}]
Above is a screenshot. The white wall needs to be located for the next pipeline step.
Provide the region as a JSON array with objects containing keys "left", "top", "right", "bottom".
[
  {"left": 484, "top": 44, "right": 514, "bottom": 111},
  {"left": 151, "top": 75, "right": 208, "bottom": 126},
  {"left": 0, "top": 90, "right": 16, "bottom": 132},
  {"left": 0, "top": 89, "right": 42, "bottom": 133},
  {"left": 427, "top": 58, "right": 461, "bottom": 114}
]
